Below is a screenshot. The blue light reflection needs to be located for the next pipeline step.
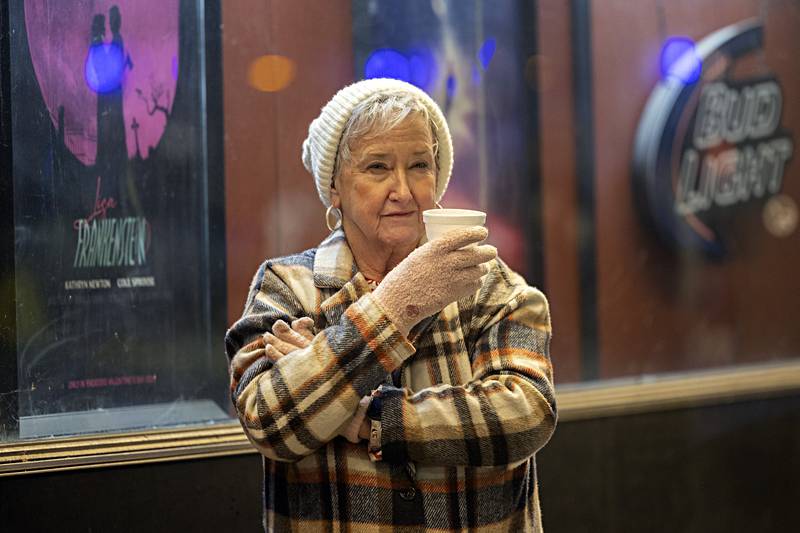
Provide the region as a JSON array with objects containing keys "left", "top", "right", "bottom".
[
  {"left": 364, "top": 48, "right": 411, "bottom": 83},
  {"left": 365, "top": 47, "right": 438, "bottom": 91},
  {"left": 660, "top": 37, "right": 702, "bottom": 84},
  {"left": 446, "top": 74, "right": 457, "bottom": 99},
  {"left": 477, "top": 38, "right": 496, "bottom": 70},
  {"left": 85, "top": 43, "right": 126, "bottom": 93},
  {"left": 408, "top": 48, "right": 437, "bottom": 90}
]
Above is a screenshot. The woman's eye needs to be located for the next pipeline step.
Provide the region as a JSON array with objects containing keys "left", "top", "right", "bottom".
[
  {"left": 412, "top": 161, "right": 430, "bottom": 169},
  {"left": 367, "top": 162, "right": 389, "bottom": 171}
]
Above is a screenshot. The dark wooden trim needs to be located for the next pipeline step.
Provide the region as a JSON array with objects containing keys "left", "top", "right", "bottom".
[
  {"left": 0, "top": 0, "right": 19, "bottom": 440},
  {"left": 570, "top": 0, "right": 599, "bottom": 380}
]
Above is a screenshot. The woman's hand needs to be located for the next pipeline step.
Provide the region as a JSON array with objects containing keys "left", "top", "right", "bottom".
[
  {"left": 229, "top": 317, "right": 315, "bottom": 384},
  {"left": 338, "top": 395, "right": 372, "bottom": 443},
  {"left": 372, "top": 226, "right": 497, "bottom": 337},
  {"left": 263, "top": 318, "right": 315, "bottom": 360},
  {"left": 230, "top": 317, "right": 372, "bottom": 444}
]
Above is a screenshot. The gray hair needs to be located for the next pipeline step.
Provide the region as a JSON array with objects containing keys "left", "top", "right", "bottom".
[{"left": 332, "top": 90, "right": 440, "bottom": 179}]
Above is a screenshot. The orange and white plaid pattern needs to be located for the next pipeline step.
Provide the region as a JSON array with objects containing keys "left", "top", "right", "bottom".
[{"left": 225, "top": 229, "right": 556, "bottom": 532}]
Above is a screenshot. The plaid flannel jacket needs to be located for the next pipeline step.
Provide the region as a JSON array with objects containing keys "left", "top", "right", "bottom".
[{"left": 225, "top": 229, "right": 556, "bottom": 532}]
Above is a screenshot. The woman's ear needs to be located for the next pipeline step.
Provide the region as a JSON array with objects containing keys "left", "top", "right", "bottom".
[{"left": 331, "top": 179, "right": 341, "bottom": 209}]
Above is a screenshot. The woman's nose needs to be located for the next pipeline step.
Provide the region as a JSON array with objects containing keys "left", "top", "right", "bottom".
[{"left": 388, "top": 171, "right": 412, "bottom": 202}]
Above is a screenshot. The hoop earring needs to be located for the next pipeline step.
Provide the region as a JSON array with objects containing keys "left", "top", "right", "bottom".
[{"left": 325, "top": 205, "right": 342, "bottom": 232}]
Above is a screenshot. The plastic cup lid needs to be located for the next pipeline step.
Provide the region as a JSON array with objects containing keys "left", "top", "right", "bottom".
[{"left": 423, "top": 208, "right": 486, "bottom": 225}]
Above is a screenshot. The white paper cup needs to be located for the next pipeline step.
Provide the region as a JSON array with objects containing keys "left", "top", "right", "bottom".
[{"left": 423, "top": 208, "right": 487, "bottom": 242}]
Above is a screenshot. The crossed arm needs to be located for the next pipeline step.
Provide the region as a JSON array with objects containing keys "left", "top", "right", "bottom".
[
  {"left": 226, "top": 261, "right": 556, "bottom": 466},
  {"left": 229, "top": 316, "right": 372, "bottom": 443}
]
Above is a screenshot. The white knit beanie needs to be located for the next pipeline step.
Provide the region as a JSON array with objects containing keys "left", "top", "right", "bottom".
[{"left": 302, "top": 78, "right": 453, "bottom": 208}]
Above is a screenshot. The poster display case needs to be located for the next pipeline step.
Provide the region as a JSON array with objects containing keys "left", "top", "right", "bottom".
[{"left": 1, "top": 0, "right": 236, "bottom": 473}]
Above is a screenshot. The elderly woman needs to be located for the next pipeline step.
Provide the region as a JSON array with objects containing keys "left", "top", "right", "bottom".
[{"left": 225, "top": 78, "right": 556, "bottom": 532}]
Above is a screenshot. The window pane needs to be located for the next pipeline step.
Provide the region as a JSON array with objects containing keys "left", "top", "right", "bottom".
[{"left": 223, "top": 0, "right": 800, "bottom": 387}]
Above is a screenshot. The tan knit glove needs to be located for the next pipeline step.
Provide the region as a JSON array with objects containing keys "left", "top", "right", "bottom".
[{"left": 372, "top": 226, "right": 496, "bottom": 337}]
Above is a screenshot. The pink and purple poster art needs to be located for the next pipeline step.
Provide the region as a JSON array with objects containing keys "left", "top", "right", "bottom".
[
  {"left": 9, "top": 1, "right": 229, "bottom": 427},
  {"left": 24, "top": 0, "right": 179, "bottom": 167}
]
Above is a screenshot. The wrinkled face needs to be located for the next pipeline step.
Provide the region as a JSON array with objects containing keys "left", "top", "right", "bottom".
[{"left": 331, "top": 113, "right": 437, "bottom": 252}]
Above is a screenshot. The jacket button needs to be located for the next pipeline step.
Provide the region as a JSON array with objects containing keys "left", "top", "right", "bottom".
[{"left": 399, "top": 488, "right": 416, "bottom": 501}]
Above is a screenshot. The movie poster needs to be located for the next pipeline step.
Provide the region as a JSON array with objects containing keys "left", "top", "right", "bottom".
[{"left": 10, "top": 0, "right": 227, "bottom": 435}]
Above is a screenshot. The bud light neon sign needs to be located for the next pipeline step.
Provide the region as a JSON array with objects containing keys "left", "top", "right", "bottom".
[{"left": 633, "top": 19, "right": 794, "bottom": 258}]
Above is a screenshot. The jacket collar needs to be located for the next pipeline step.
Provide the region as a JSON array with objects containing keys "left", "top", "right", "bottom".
[
  {"left": 312, "top": 228, "right": 430, "bottom": 289},
  {"left": 313, "top": 229, "right": 375, "bottom": 327},
  {"left": 313, "top": 228, "right": 358, "bottom": 289}
]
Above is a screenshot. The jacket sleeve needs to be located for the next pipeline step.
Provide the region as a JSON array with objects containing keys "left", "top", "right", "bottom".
[
  {"left": 225, "top": 261, "right": 415, "bottom": 462},
  {"left": 376, "top": 261, "right": 557, "bottom": 467}
]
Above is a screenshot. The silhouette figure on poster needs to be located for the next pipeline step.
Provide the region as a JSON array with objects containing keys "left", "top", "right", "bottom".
[{"left": 86, "top": 6, "right": 133, "bottom": 192}]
